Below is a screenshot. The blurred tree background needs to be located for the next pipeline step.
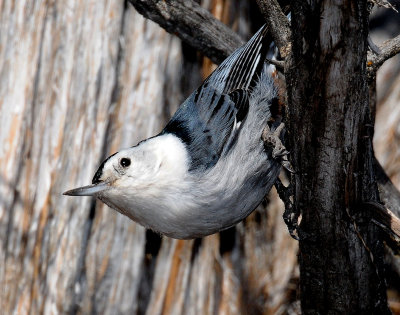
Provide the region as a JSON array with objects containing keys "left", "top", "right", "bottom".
[{"left": 0, "top": 0, "right": 399, "bottom": 314}]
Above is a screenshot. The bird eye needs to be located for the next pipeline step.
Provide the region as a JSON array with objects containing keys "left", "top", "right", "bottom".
[{"left": 120, "top": 158, "right": 131, "bottom": 167}]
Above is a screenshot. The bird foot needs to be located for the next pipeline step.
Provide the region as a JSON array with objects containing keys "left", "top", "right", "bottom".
[{"left": 262, "top": 123, "right": 294, "bottom": 173}]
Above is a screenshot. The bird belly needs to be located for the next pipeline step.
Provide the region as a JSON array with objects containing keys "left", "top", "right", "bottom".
[{"left": 152, "top": 156, "right": 280, "bottom": 239}]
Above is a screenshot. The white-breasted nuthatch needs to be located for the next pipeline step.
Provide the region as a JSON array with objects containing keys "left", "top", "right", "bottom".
[{"left": 64, "top": 25, "right": 282, "bottom": 239}]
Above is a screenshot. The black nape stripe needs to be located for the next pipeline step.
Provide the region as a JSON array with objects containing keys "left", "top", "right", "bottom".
[
  {"left": 92, "top": 152, "right": 118, "bottom": 184},
  {"left": 163, "top": 119, "right": 193, "bottom": 147}
]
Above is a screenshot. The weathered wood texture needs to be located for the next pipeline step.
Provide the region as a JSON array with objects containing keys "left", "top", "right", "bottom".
[
  {"left": 374, "top": 53, "right": 400, "bottom": 312},
  {"left": 375, "top": 58, "right": 400, "bottom": 190},
  {"left": 0, "top": 1, "right": 298, "bottom": 314},
  {"left": 127, "top": 0, "right": 244, "bottom": 65}
]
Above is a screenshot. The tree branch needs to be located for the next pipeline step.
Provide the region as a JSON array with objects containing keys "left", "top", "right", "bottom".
[
  {"left": 362, "top": 158, "right": 400, "bottom": 251},
  {"left": 374, "top": 157, "right": 400, "bottom": 218},
  {"left": 266, "top": 58, "right": 285, "bottom": 71},
  {"left": 368, "top": 34, "right": 400, "bottom": 74},
  {"left": 256, "top": 0, "right": 291, "bottom": 57},
  {"left": 128, "top": 0, "right": 243, "bottom": 64},
  {"left": 370, "top": 0, "right": 399, "bottom": 12},
  {"left": 366, "top": 202, "right": 400, "bottom": 250},
  {"left": 369, "top": 202, "right": 400, "bottom": 239}
]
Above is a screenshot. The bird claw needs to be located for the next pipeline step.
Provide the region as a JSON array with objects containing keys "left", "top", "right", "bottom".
[{"left": 262, "top": 123, "right": 294, "bottom": 173}]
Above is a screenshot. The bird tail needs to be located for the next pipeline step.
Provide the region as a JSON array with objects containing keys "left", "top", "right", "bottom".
[{"left": 204, "top": 24, "right": 275, "bottom": 94}]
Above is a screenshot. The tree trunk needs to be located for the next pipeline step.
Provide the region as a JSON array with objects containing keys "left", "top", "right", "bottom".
[
  {"left": 286, "top": 1, "right": 389, "bottom": 313},
  {"left": 0, "top": 1, "right": 298, "bottom": 314}
]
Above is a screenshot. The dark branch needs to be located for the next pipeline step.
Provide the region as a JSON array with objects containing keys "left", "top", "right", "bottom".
[
  {"left": 128, "top": 0, "right": 243, "bottom": 64},
  {"left": 368, "top": 34, "right": 400, "bottom": 74},
  {"left": 365, "top": 202, "right": 400, "bottom": 251},
  {"left": 367, "top": 203, "right": 400, "bottom": 239},
  {"left": 266, "top": 58, "right": 285, "bottom": 71},
  {"left": 374, "top": 157, "right": 400, "bottom": 218},
  {"left": 256, "top": 0, "right": 291, "bottom": 57},
  {"left": 367, "top": 158, "right": 400, "bottom": 251},
  {"left": 370, "top": 0, "right": 399, "bottom": 12}
]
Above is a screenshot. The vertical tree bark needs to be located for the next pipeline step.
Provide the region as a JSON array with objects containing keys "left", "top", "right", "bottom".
[{"left": 287, "top": 1, "right": 389, "bottom": 313}]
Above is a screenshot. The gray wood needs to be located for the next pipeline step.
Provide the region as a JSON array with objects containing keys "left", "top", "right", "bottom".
[{"left": 128, "top": 0, "right": 244, "bottom": 64}]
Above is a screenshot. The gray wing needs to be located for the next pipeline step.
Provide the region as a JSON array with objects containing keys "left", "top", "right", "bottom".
[
  {"left": 162, "top": 24, "right": 270, "bottom": 172},
  {"left": 163, "top": 86, "right": 248, "bottom": 171}
]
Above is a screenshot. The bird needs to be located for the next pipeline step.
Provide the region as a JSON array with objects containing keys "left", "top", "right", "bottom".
[{"left": 64, "top": 25, "right": 283, "bottom": 239}]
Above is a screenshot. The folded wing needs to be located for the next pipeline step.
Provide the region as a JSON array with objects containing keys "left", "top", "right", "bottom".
[{"left": 163, "top": 25, "right": 271, "bottom": 172}]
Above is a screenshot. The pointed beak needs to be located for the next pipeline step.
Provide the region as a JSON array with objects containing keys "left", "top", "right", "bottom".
[{"left": 63, "top": 181, "right": 110, "bottom": 196}]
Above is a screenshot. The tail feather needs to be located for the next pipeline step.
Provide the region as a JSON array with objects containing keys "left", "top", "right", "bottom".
[{"left": 204, "top": 25, "right": 271, "bottom": 94}]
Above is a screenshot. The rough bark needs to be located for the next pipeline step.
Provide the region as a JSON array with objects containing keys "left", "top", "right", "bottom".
[
  {"left": 286, "top": 1, "right": 389, "bottom": 313},
  {"left": 256, "top": 0, "right": 291, "bottom": 57}
]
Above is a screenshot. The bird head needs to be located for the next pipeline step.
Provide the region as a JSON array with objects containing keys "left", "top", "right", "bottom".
[
  {"left": 63, "top": 134, "right": 189, "bottom": 202},
  {"left": 63, "top": 145, "right": 161, "bottom": 198}
]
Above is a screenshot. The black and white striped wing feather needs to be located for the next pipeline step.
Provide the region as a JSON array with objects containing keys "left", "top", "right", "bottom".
[{"left": 204, "top": 24, "right": 270, "bottom": 93}]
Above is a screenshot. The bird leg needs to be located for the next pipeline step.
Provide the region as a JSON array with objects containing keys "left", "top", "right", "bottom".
[{"left": 262, "top": 122, "right": 294, "bottom": 173}]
